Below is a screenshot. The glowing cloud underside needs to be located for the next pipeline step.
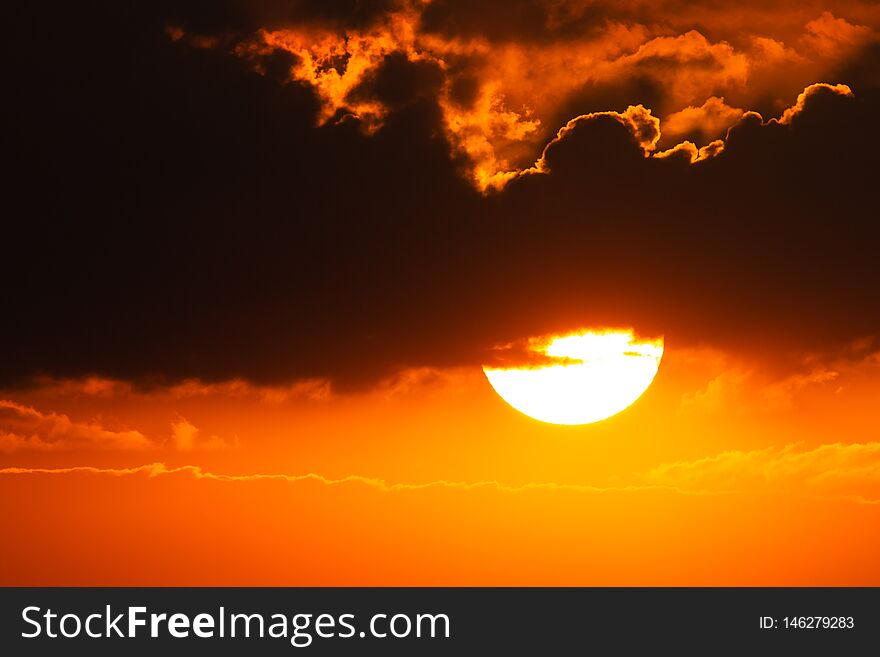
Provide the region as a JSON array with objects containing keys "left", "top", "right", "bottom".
[{"left": 483, "top": 330, "right": 664, "bottom": 425}]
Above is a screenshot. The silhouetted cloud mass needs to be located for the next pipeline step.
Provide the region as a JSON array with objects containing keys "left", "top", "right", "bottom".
[{"left": 4, "top": 2, "right": 879, "bottom": 388}]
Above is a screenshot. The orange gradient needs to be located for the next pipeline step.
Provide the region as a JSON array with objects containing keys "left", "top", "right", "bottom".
[{"left": 2, "top": 339, "right": 880, "bottom": 585}]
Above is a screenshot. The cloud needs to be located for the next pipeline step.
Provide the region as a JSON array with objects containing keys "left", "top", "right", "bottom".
[
  {"left": 0, "top": 401, "right": 241, "bottom": 453},
  {"left": 676, "top": 362, "right": 843, "bottom": 415},
  {"left": 498, "top": 81, "right": 854, "bottom": 183},
  {"left": 0, "top": 400, "right": 151, "bottom": 452},
  {"left": 536, "top": 104, "right": 660, "bottom": 171},
  {"left": 644, "top": 442, "right": 880, "bottom": 503},
  {"left": 209, "top": 4, "right": 878, "bottom": 187},
  {"left": 777, "top": 82, "right": 853, "bottom": 123},
  {"left": 5, "top": 439, "right": 879, "bottom": 503},
  {"left": 170, "top": 417, "right": 199, "bottom": 450},
  {"left": 652, "top": 138, "right": 725, "bottom": 163},
  {"left": 164, "top": 378, "right": 332, "bottom": 403},
  {"left": 661, "top": 96, "right": 745, "bottom": 144},
  {"left": 20, "top": 377, "right": 136, "bottom": 399},
  {"left": 597, "top": 31, "right": 750, "bottom": 109},
  {"left": 171, "top": 417, "right": 237, "bottom": 451},
  {"left": 801, "top": 11, "right": 873, "bottom": 58},
  {"left": 674, "top": 335, "right": 879, "bottom": 417},
  {"left": 4, "top": 2, "right": 880, "bottom": 389},
  {"left": 0, "top": 461, "right": 672, "bottom": 495},
  {"left": 759, "top": 368, "right": 841, "bottom": 411}
]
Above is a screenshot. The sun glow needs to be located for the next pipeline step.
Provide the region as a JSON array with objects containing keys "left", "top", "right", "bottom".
[{"left": 483, "top": 329, "right": 664, "bottom": 425}]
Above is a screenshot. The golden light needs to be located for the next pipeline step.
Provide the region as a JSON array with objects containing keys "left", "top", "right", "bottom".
[{"left": 482, "top": 329, "right": 664, "bottom": 425}]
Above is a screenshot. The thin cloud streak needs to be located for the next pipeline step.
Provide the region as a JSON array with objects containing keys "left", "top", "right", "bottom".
[{"left": 5, "top": 440, "right": 879, "bottom": 504}]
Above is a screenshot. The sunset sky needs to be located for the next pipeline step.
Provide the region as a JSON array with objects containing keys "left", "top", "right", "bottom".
[{"left": 3, "top": 0, "right": 880, "bottom": 586}]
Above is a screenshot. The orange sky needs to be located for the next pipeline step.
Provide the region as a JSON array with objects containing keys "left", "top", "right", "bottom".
[{"left": 3, "top": 339, "right": 879, "bottom": 585}]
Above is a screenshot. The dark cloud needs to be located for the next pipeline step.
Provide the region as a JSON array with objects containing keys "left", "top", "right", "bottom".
[
  {"left": 159, "top": 0, "right": 401, "bottom": 34},
  {"left": 494, "top": 83, "right": 878, "bottom": 361},
  {"left": 3, "top": 3, "right": 880, "bottom": 389},
  {"left": 418, "top": 0, "right": 880, "bottom": 46},
  {"left": 420, "top": 0, "right": 559, "bottom": 42},
  {"left": 349, "top": 53, "right": 446, "bottom": 110}
]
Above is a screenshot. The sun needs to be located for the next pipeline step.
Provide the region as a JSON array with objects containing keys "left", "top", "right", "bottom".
[{"left": 482, "top": 329, "right": 664, "bottom": 425}]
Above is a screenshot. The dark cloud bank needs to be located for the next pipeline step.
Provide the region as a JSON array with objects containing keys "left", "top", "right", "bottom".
[{"left": 4, "top": 2, "right": 879, "bottom": 388}]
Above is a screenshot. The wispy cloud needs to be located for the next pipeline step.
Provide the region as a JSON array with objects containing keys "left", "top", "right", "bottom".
[
  {"left": 5, "top": 440, "right": 880, "bottom": 503},
  {"left": 644, "top": 441, "right": 880, "bottom": 503},
  {"left": 0, "top": 462, "right": 695, "bottom": 496}
]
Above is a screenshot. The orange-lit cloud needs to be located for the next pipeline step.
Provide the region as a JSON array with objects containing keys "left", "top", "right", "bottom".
[
  {"left": 802, "top": 11, "right": 874, "bottom": 58},
  {"left": 0, "top": 400, "right": 241, "bottom": 454},
  {"left": 6, "top": 436, "right": 878, "bottom": 503},
  {"left": 644, "top": 441, "right": 880, "bottom": 503},
  {"left": 172, "top": 3, "right": 879, "bottom": 188},
  {"left": 4, "top": 438, "right": 879, "bottom": 516},
  {"left": 661, "top": 96, "right": 745, "bottom": 144},
  {"left": 533, "top": 104, "right": 660, "bottom": 173},
  {"left": 777, "top": 82, "right": 854, "bottom": 124},
  {"left": 0, "top": 400, "right": 151, "bottom": 452},
  {"left": 0, "top": 461, "right": 655, "bottom": 494},
  {"left": 517, "top": 81, "right": 854, "bottom": 176},
  {"left": 171, "top": 417, "right": 238, "bottom": 451}
]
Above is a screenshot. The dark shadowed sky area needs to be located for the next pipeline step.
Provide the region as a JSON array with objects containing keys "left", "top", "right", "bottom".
[{"left": 5, "top": 1, "right": 880, "bottom": 388}]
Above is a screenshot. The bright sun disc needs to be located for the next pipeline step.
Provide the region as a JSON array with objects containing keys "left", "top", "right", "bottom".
[{"left": 482, "top": 329, "right": 664, "bottom": 425}]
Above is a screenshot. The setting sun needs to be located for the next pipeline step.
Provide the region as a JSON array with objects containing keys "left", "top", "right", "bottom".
[{"left": 483, "top": 330, "right": 664, "bottom": 425}]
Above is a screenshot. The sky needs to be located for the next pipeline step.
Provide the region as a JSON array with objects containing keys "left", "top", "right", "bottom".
[{"left": 2, "top": 0, "right": 880, "bottom": 585}]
